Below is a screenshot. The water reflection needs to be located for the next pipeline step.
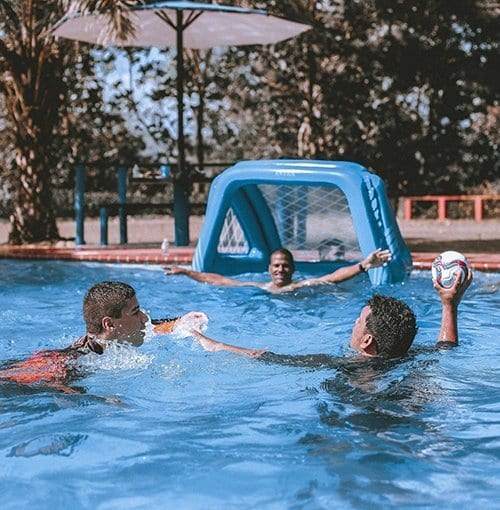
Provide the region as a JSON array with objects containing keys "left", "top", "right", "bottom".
[{"left": 9, "top": 433, "right": 87, "bottom": 457}]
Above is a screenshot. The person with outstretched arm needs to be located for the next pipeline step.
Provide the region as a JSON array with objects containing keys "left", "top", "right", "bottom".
[
  {"left": 183, "top": 269, "right": 473, "bottom": 362},
  {"left": 165, "top": 247, "right": 392, "bottom": 294}
]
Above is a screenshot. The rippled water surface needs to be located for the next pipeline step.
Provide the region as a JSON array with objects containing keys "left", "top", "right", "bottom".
[{"left": 0, "top": 260, "right": 499, "bottom": 509}]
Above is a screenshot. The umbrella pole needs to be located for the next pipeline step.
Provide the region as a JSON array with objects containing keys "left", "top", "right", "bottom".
[{"left": 173, "top": 9, "right": 190, "bottom": 246}]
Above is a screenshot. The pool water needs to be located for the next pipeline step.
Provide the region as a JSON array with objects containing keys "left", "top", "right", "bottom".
[{"left": 0, "top": 260, "right": 499, "bottom": 509}]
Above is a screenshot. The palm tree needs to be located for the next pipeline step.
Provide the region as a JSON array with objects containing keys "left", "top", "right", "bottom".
[
  {"left": 0, "top": 1, "right": 67, "bottom": 243},
  {"left": 0, "top": 0, "right": 136, "bottom": 244}
]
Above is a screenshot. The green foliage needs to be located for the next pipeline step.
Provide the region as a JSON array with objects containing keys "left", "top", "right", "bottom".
[
  {"left": 221, "top": 0, "right": 499, "bottom": 196},
  {"left": 0, "top": 0, "right": 498, "bottom": 242}
]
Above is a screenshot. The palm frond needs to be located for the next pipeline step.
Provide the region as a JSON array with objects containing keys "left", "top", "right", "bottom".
[
  {"left": 61, "top": 0, "right": 144, "bottom": 42},
  {"left": 0, "top": 0, "right": 20, "bottom": 32}
]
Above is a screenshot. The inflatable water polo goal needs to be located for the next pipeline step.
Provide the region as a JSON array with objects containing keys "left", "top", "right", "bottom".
[{"left": 193, "top": 160, "right": 412, "bottom": 284}]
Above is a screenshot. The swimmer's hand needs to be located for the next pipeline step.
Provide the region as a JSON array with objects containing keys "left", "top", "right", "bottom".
[
  {"left": 362, "top": 248, "right": 392, "bottom": 269},
  {"left": 171, "top": 312, "right": 209, "bottom": 339},
  {"left": 434, "top": 267, "right": 473, "bottom": 307}
]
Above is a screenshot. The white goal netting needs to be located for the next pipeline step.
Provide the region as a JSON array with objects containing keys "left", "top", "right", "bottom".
[{"left": 217, "top": 184, "right": 362, "bottom": 262}]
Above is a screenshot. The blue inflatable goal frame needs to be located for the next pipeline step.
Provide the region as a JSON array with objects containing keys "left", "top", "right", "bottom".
[{"left": 193, "top": 160, "right": 412, "bottom": 284}]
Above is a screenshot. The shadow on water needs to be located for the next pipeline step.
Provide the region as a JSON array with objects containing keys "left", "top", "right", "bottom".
[
  {"left": 295, "top": 352, "right": 477, "bottom": 508},
  {"left": 0, "top": 382, "right": 133, "bottom": 470},
  {"left": 8, "top": 433, "right": 88, "bottom": 458},
  {"left": 317, "top": 356, "right": 442, "bottom": 429}
]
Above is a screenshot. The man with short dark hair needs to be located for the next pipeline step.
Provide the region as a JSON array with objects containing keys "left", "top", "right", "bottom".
[
  {"left": 185, "top": 270, "right": 472, "bottom": 362},
  {"left": 0, "top": 281, "right": 183, "bottom": 391},
  {"left": 80, "top": 280, "right": 148, "bottom": 350},
  {"left": 361, "top": 294, "right": 417, "bottom": 358},
  {"left": 165, "top": 247, "right": 391, "bottom": 293}
]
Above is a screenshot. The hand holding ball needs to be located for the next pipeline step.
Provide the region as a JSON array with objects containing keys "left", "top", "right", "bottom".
[{"left": 431, "top": 251, "right": 470, "bottom": 288}]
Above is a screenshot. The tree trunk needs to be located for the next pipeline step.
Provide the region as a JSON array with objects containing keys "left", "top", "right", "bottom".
[
  {"left": 8, "top": 143, "right": 59, "bottom": 244},
  {"left": 196, "top": 87, "right": 205, "bottom": 172},
  {"left": 192, "top": 49, "right": 211, "bottom": 173},
  {"left": 0, "top": 4, "right": 66, "bottom": 245}
]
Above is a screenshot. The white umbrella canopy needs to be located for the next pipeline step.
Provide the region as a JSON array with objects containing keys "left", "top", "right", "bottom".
[
  {"left": 54, "top": 1, "right": 311, "bottom": 48},
  {"left": 54, "top": 1, "right": 311, "bottom": 245}
]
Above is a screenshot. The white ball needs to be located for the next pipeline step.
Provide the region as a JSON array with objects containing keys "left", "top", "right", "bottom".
[{"left": 431, "top": 250, "right": 470, "bottom": 288}]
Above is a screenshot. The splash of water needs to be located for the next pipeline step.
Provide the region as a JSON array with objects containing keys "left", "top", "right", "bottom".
[
  {"left": 78, "top": 341, "right": 154, "bottom": 371},
  {"left": 170, "top": 312, "right": 209, "bottom": 339}
]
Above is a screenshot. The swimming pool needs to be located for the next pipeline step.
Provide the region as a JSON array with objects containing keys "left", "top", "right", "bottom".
[{"left": 0, "top": 260, "right": 499, "bottom": 509}]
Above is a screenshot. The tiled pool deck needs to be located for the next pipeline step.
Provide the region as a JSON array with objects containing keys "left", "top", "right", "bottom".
[{"left": 0, "top": 244, "right": 498, "bottom": 271}]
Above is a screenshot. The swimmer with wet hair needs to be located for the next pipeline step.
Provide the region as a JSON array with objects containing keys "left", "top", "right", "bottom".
[
  {"left": 165, "top": 247, "right": 391, "bottom": 293},
  {"left": 183, "top": 269, "right": 472, "bottom": 362},
  {"left": 0, "top": 281, "right": 198, "bottom": 392}
]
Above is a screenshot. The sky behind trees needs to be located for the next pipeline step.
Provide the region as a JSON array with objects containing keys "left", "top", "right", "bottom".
[{"left": 0, "top": 0, "right": 498, "bottom": 243}]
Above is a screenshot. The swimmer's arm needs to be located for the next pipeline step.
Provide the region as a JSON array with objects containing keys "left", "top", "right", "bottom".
[
  {"left": 191, "top": 331, "right": 266, "bottom": 358},
  {"left": 163, "top": 265, "right": 264, "bottom": 288},
  {"left": 188, "top": 332, "right": 347, "bottom": 369},
  {"left": 435, "top": 303, "right": 459, "bottom": 347},
  {"left": 434, "top": 268, "right": 472, "bottom": 348},
  {"left": 188, "top": 334, "right": 345, "bottom": 368},
  {"left": 293, "top": 249, "right": 392, "bottom": 288}
]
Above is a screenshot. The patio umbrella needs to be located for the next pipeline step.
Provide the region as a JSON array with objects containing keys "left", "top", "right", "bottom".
[{"left": 54, "top": 1, "right": 311, "bottom": 246}]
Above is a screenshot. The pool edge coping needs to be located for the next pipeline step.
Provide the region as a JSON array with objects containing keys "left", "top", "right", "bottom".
[{"left": 0, "top": 246, "right": 498, "bottom": 271}]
